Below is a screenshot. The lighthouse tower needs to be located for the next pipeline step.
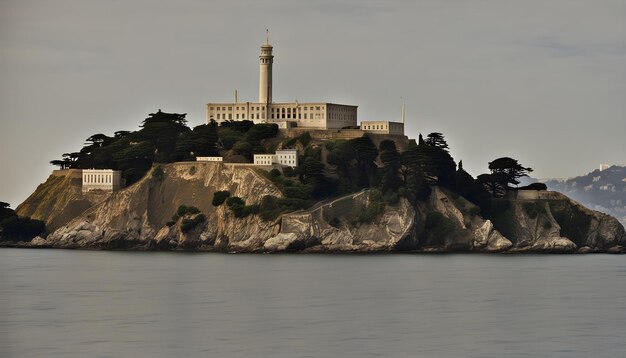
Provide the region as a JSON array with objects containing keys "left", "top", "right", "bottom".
[{"left": 258, "top": 31, "right": 273, "bottom": 104}]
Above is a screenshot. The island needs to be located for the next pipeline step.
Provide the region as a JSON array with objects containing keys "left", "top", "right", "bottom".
[{"left": 1, "top": 38, "right": 624, "bottom": 253}]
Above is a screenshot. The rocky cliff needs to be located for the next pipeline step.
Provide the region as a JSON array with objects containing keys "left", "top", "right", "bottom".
[
  {"left": 15, "top": 169, "right": 109, "bottom": 231},
  {"left": 10, "top": 163, "right": 626, "bottom": 253}
]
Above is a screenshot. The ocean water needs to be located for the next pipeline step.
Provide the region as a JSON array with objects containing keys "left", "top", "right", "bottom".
[{"left": 1, "top": 250, "right": 625, "bottom": 358}]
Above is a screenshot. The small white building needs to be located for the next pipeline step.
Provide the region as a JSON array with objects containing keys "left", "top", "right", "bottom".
[
  {"left": 254, "top": 154, "right": 275, "bottom": 166},
  {"left": 253, "top": 149, "right": 299, "bottom": 167},
  {"left": 196, "top": 156, "right": 223, "bottom": 162},
  {"left": 82, "top": 169, "right": 123, "bottom": 192},
  {"left": 360, "top": 121, "right": 404, "bottom": 135}
]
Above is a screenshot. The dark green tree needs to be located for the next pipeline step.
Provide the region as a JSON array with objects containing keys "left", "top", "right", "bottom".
[
  {"left": 379, "top": 140, "right": 401, "bottom": 193},
  {"left": 349, "top": 136, "right": 379, "bottom": 188},
  {"left": 477, "top": 172, "right": 509, "bottom": 198},
  {"left": 488, "top": 157, "right": 533, "bottom": 187},
  {"left": 135, "top": 110, "right": 190, "bottom": 163},
  {"left": 425, "top": 132, "right": 449, "bottom": 152},
  {"left": 0, "top": 202, "right": 16, "bottom": 222}
]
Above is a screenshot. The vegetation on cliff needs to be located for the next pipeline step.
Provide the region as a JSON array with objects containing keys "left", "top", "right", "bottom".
[
  {"left": 20, "top": 109, "right": 622, "bottom": 252},
  {"left": 0, "top": 202, "right": 45, "bottom": 242}
]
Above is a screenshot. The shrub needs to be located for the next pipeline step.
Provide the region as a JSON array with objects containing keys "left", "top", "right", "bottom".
[
  {"left": 0, "top": 216, "right": 46, "bottom": 242},
  {"left": 297, "top": 132, "right": 311, "bottom": 147},
  {"left": 283, "top": 167, "right": 297, "bottom": 177},
  {"left": 519, "top": 182, "right": 547, "bottom": 191},
  {"left": 226, "top": 196, "right": 257, "bottom": 218},
  {"left": 424, "top": 212, "right": 446, "bottom": 229},
  {"left": 188, "top": 166, "right": 196, "bottom": 175},
  {"left": 269, "top": 169, "right": 281, "bottom": 178},
  {"left": 468, "top": 206, "right": 481, "bottom": 216},
  {"left": 358, "top": 191, "right": 385, "bottom": 223},
  {"left": 152, "top": 166, "right": 164, "bottom": 181},
  {"left": 212, "top": 191, "right": 231, "bottom": 206},
  {"left": 284, "top": 185, "right": 314, "bottom": 200},
  {"left": 383, "top": 191, "right": 400, "bottom": 205},
  {"left": 220, "top": 133, "right": 241, "bottom": 150},
  {"left": 171, "top": 205, "right": 201, "bottom": 223},
  {"left": 246, "top": 123, "right": 279, "bottom": 142},
  {"left": 232, "top": 141, "right": 253, "bottom": 157},
  {"left": 523, "top": 202, "right": 544, "bottom": 219},
  {"left": 226, "top": 196, "right": 245, "bottom": 208},
  {"left": 329, "top": 217, "right": 341, "bottom": 228},
  {"left": 181, "top": 214, "right": 206, "bottom": 233}
]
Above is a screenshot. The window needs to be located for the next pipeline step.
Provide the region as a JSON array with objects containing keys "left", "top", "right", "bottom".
[{"left": 229, "top": 114, "right": 232, "bottom": 119}]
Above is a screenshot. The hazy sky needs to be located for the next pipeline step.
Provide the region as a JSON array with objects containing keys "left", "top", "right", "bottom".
[{"left": 1, "top": 0, "right": 625, "bottom": 208}]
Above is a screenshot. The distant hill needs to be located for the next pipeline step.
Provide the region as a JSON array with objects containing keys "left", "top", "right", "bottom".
[{"left": 540, "top": 166, "right": 626, "bottom": 226}]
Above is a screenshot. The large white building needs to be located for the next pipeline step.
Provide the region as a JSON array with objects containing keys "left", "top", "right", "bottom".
[
  {"left": 254, "top": 149, "right": 298, "bottom": 167},
  {"left": 82, "top": 169, "right": 123, "bottom": 193},
  {"left": 206, "top": 37, "right": 358, "bottom": 130}
]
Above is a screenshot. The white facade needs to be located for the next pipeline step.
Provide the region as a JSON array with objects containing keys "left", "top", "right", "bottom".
[
  {"left": 196, "top": 156, "right": 223, "bottom": 162},
  {"left": 206, "top": 102, "right": 357, "bottom": 129},
  {"left": 206, "top": 39, "right": 358, "bottom": 130},
  {"left": 599, "top": 164, "right": 610, "bottom": 171},
  {"left": 361, "top": 121, "right": 404, "bottom": 135},
  {"left": 82, "top": 169, "right": 122, "bottom": 192},
  {"left": 275, "top": 149, "right": 298, "bottom": 167},
  {"left": 253, "top": 149, "right": 299, "bottom": 167},
  {"left": 254, "top": 154, "right": 275, "bottom": 166}
]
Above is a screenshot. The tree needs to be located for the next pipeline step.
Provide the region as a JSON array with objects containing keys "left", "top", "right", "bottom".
[
  {"left": 50, "top": 159, "right": 71, "bottom": 169},
  {"left": 488, "top": 157, "right": 533, "bottom": 187},
  {"left": 379, "top": 140, "right": 401, "bottom": 193},
  {"left": 136, "top": 110, "right": 190, "bottom": 162},
  {"left": 113, "top": 141, "right": 155, "bottom": 184},
  {"left": 86, "top": 134, "right": 112, "bottom": 147},
  {"left": 477, "top": 172, "right": 509, "bottom": 198},
  {"left": 246, "top": 123, "right": 279, "bottom": 142},
  {"left": 349, "top": 136, "right": 379, "bottom": 188},
  {"left": 0, "top": 216, "right": 46, "bottom": 242},
  {"left": 301, "top": 157, "right": 325, "bottom": 181},
  {"left": 425, "top": 132, "right": 449, "bottom": 152},
  {"left": 0, "top": 201, "right": 16, "bottom": 222}
]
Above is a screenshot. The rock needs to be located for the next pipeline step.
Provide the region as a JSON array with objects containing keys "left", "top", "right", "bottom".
[
  {"left": 578, "top": 246, "right": 594, "bottom": 254},
  {"left": 264, "top": 233, "right": 299, "bottom": 251},
  {"left": 29, "top": 236, "right": 48, "bottom": 247},
  {"left": 607, "top": 246, "right": 624, "bottom": 254},
  {"left": 472, "top": 220, "right": 512, "bottom": 252},
  {"left": 485, "top": 231, "right": 512, "bottom": 252},
  {"left": 532, "top": 236, "right": 577, "bottom": 253}
]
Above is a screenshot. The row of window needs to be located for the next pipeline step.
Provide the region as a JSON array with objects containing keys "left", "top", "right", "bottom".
[
  {"left": 363, "top": 124, "right": 388, "bottom": 130},
  {"left": 84, "top": 174, "right": 113, "bottom": 184},
  {"left": 209, "top": 105, "right": 335, "bottom": 113}
]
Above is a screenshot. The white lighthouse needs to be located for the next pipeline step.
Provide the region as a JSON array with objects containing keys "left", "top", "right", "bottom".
[{"left": 258, "top": 32, "right": 273, "bottom": 104}]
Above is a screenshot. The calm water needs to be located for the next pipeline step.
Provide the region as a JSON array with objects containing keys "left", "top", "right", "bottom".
[{"left": 1, "top": 250, "right": 625, "bottom": 358}]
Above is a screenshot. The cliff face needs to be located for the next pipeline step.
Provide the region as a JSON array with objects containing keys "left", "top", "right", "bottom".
[
  {"left": 486, "top": 191, "right": 625, "bottom": 253},
  {"left": 15, "top": 170, "right": 109, "bottom": 231},
  {"left": 15, "top": 163, "right": 626, "bottom": 253},
  {"left": 43, "top": 163, "right": 282, "bottom": 250}
]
